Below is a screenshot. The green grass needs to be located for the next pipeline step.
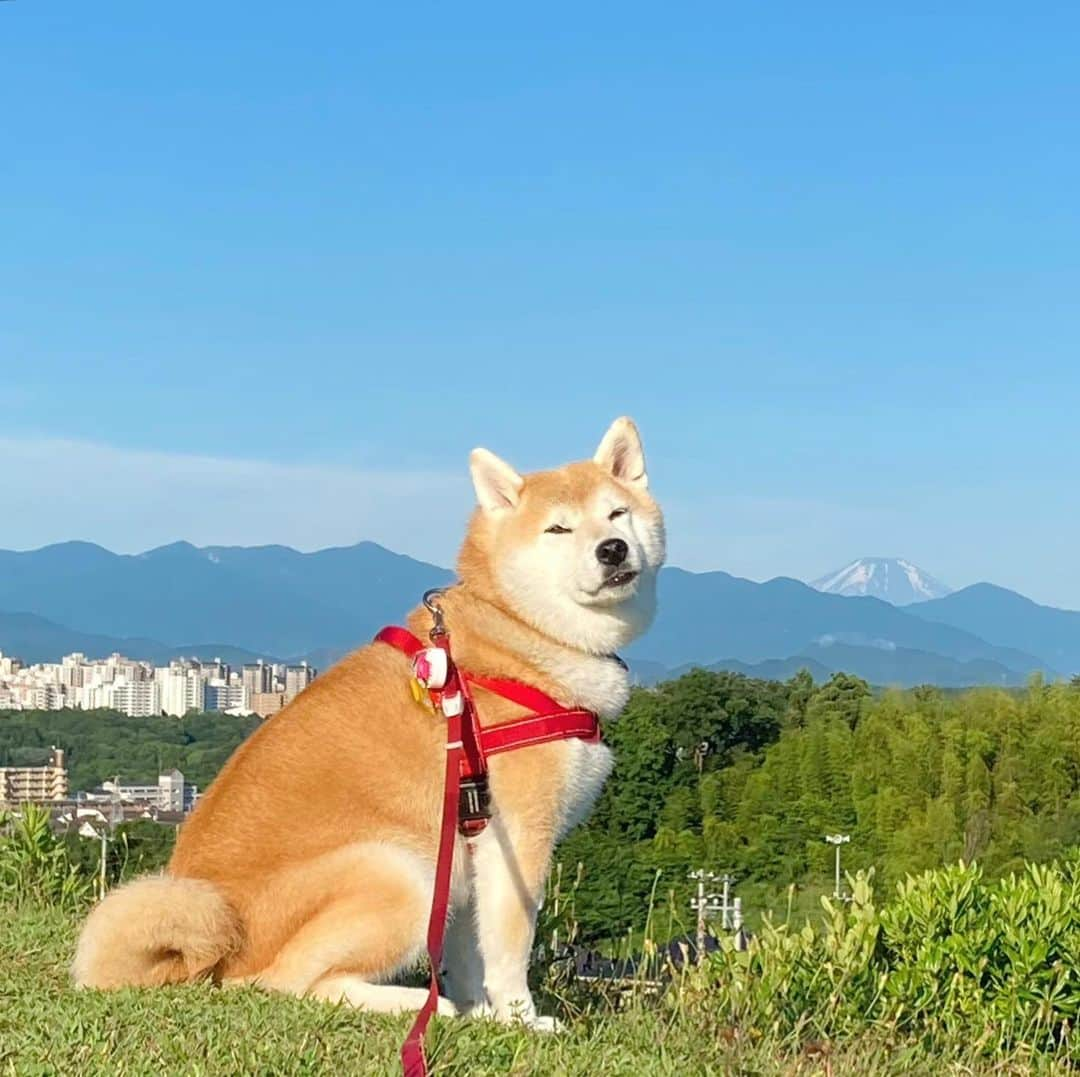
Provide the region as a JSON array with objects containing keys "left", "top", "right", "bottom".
[{"left": 0, "top": 905, "right": 1073, "bottom": 1077}]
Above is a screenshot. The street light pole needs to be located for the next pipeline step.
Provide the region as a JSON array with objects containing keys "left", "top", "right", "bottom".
[{"left": 824, "top": 833, "right": 851, "bottom": 900}]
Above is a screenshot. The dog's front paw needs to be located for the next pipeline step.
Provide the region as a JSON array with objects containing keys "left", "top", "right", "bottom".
[
  {"left": 475, "top": 1000, "right": 564, "bottom": 1033},
  {"left": 526, "top": 1014, "right": 564, "bottom": 1035},
  {"left": 459, "top": 1000, "right": 497, "bottom": 1020}
]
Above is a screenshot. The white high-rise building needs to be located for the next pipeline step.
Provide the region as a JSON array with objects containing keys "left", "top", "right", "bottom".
[
  {"left": 30, "top": 684, "right": 65, "bottom": 710},
  {"left": 242, "top": 661, "right": 273, "bottom": 696},
  {"left": 156, "top": 664, "right": 206, "bottom": 717},
  {"left": 59, "top": 653, "right": 86, "bottom": 688},
  {"left": 203, "top": 680, "right": 248, "bottom": 712},
  {"left": 284, "top": 661, "right": 315, "bottom": 701},
  {"left": 109, "top": 679, "right": 161, "bottom": 718}
]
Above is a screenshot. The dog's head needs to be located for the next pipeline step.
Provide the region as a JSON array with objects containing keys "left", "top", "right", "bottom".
[{"left": 458, "top": 417, "right": 666, "bottom": 654}]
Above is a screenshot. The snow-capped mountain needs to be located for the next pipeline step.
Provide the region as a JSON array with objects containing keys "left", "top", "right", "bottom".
[{"left": 811, "top": 558, "right": 952, "bottom": 606}]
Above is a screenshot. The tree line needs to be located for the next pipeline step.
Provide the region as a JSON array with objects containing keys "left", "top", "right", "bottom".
[
  {"left": 5, "top": 669, "right": 1080, "bottom": 944},
  {"left": 0, "top": 708, "right": 259, "bottom": 792},
  {"left": 557, "top": 669, "right": 1080, "bottom": 942}
]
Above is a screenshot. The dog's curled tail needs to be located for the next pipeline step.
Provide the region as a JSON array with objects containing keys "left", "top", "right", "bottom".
[{"left": 72, "top": 875, "right": 241, "bottom": 989}]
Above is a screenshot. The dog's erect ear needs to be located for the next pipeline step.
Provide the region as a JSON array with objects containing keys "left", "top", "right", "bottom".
[
  {"left": 594, "top": 417, "right": 647, "bottom": 488},
  {"left": 470, "top": 448, "right": 524, "bottom": 513}
]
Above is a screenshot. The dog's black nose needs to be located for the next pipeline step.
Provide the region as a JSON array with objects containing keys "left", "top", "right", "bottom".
[{"left": 596, "top": 538, "right": 629, "bottom": 566}]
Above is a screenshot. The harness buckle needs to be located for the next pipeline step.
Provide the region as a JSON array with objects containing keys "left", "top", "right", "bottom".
[{"left": 457, "top": 776, "right": 492, "bottom": 835}]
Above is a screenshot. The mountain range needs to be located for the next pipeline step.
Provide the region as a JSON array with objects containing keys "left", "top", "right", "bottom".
[
  {"left": 1, "top": 541, "right": 1077, "bottom": 688},
  {"left": 0, "top": 541, "right": 452, "bottom": 660},
  {"left": 0, "top": 610, "right": 269, "bottom": 668}
]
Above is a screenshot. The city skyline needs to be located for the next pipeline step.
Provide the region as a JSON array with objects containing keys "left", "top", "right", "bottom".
[{"left": 0, "top": 648, "right": 316, "bottom": 719}]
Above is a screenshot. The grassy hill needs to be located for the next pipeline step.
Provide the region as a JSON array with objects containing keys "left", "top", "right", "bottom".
[
  {"left": 0, "top": 905, "right": 1068, "bottom": 1076},
  {"left": 3, "top": 801, "right": 1080, "bottom": 1075}
]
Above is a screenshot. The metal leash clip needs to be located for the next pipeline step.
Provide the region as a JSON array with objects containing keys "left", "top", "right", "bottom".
[{"left": 422, "top": 588, "right": 447, "bottom": 640}]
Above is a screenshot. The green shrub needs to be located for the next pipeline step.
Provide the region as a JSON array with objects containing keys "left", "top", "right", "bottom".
[
  {"left": 694, "top": 858, "right": 1080, "bottom": 1061},
  {"left": 0, "top": 805, "right": 92, "bottom": 912}
]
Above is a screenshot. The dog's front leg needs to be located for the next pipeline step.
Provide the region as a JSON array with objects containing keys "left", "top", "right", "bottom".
[
  {"left": 468, "top": 812, "right": 554, "bottom": 1028},
  {"left": 442, "top": 890, "right": 486, "bottom": 1015}
]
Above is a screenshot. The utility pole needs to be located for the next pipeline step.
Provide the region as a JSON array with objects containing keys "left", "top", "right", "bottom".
[
  {"left": 824, "top": 833, "right": 850, "bottom": 900},
  {"left": 98, "top": 827, "right": 108, "bottom": 901},
  {"left": 98, "top": 775, "right": 122, "bottom": 901},
  {"left": 688, "top": 869, "right": 721, "bottom": 963},
  {"left": 719, "top": 873, "right": 735, "bottom": 929},
  {"left": 110, "top": 776, "right": 122, "bottom": 832}
]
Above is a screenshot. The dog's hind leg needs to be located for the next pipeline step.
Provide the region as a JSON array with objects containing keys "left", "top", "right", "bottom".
[
  {"left": 241, "top": 844, "right": 436, "bottom": 1000},
  {"left": 309, "top": 974, "right": 458, "bottom": 1016}
]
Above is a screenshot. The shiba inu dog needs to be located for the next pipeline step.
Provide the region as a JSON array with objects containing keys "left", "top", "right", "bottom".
[{"left": 73, "top": 417, "right": 666, "bottom": 1030}]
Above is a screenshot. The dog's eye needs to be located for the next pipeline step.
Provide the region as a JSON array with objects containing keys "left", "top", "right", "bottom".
[
  {"left": 545, "top": 524, "right": 573, "bottom": 535},
  {"left": 609, "top": 507, "right": 629, "bottom": 521}
]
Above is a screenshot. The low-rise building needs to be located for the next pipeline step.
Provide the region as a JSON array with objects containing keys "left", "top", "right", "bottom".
[
  {"left": 249, "top": 690, "right": 286, "bottom": 718},
  {"left": 98, "top": 767, "right": 197, "bottom": 813},
  {"left": 0, "top": 746, "right": 69, "bottom": 805}
]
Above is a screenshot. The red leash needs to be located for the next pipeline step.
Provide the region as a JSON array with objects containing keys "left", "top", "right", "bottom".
[{"left": 374, "top": 598, "right": 601, "bottom": 1077}]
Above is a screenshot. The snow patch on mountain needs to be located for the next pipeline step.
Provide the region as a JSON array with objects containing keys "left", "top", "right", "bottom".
[{"left": 811, "top": 558, "right": 952, "bottom": 606}]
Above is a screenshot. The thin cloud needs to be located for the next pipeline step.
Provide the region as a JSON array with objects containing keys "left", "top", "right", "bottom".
[{"left": 0, "top": 437, "right": 471, "bottom": 565}]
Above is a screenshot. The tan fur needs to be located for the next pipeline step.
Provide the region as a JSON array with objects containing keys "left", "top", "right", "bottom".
[{"left": 73, "top": 418, "right": 664, "bottom": 1026}]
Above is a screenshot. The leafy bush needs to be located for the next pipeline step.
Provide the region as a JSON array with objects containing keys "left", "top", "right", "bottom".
[
  {"left": 0, "top": 805, "right": 92, "bottom": 912},
  {"left": 694, "top": 858, "right": 1080, "bottom": 1061}
]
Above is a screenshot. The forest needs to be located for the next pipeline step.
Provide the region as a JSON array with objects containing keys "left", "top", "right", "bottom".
[
  {"left": 560, "top": 669, "right": 1080, "bottom": 941},
  {"left": 0, "top": 708, "right": 260, "bottom": 792},
  {"left": 4, "top": 668, "right": 1080, "bottom": 944}
]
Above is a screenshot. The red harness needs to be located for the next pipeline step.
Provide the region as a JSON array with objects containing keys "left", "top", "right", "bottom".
[{"left": 373, "top": 621, "right": 601, "bottom": 1077}]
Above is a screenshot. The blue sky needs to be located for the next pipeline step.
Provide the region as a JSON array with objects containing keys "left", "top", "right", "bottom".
[{"left": 3, "top": 3, "right": 1079, "bottom": 605}]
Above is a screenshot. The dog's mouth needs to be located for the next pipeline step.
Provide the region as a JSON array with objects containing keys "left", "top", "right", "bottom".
[{"left": 601, "top": 569, "right": 639, "bottom": 590}]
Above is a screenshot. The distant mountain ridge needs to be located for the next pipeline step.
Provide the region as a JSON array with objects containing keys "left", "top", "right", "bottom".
[
  {"left": 623, "top": 568, "right": 1046, "bottom": 673},
  {"left": 690, "top": 641, "right": 1028, "bottom": 689},
  {"left": 717, "top": 639, "right": 1028, "bottom": 691},
  {"left": 0, "top": 610, "right": 272, "bottom": 667},
  {"left": 910, "top": 583, "right": 1080, "bottom": 675},
  {"left": 0, "top": 540, "right": 1076, "bottom": 684},
  {"left": 0, "top": 540, "right": 452, "bottom": 658},
  {"left": 812, "top": 558, "right": 952, "bottom": 605}
]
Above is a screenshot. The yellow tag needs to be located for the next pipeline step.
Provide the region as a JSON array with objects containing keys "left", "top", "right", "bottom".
[{"left": 410, "top": 678, "right": 435, "bottom": 712}]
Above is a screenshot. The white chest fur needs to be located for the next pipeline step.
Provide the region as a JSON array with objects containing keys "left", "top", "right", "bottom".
[
  {"left": 538, "top": 650, "right": 631, "bottom": 720},
  {"left": 555, "top": 738, "right": 614, "bottom": 840},
  {"left": 536, "top": 649, "right": 626, "bottom": 838}
]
